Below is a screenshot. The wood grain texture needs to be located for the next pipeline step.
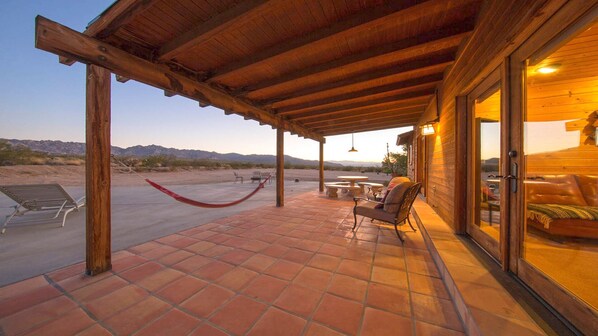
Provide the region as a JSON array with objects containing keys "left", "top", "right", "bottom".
[
  {"left": 85, "top": 64, "right": 112, "bottom": 276},
  {"left": 319, "top": 142, "right": 324, "bottom": 192},
  {"left": 414, "top": 0, "right": 570, "bottom": 229},
  {"left": 276, "top": 128, "right": 284, "bottom": 207},
  {"left": 35, "top": 16, "right": 323, "bottom": 143},
  {"left": 158, "top": 0, "right": 270, "bottom": 60}
]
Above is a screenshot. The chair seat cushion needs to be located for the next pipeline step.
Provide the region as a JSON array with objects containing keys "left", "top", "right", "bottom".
[{"left": 355, "top": 202, "right": 396, "bottom": 223}]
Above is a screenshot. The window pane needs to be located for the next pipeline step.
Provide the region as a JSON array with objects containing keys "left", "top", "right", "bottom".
[
  {"left": 523, "top": 20, "right": 598, "bottom": 310},
  {"left": 473, "top": 89, "right": 501, "bottom": 243}
]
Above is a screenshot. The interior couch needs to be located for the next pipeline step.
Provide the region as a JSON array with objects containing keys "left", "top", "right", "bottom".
[{"left": 526, "top": 174, "right": 598, "bottom": 239}]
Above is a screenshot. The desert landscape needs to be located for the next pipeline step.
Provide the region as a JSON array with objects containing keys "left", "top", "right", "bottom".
[{"left": 0, "top": 165, "right": 390, "bottom": 187}]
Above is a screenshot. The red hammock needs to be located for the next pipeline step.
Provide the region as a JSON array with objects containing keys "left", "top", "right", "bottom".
[{"left": 144, "top": 175, "right": 271, "bottom": 208}]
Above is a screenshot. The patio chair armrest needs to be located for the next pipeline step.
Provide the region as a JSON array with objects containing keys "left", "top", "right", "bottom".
[
  {"left": 76, "top": 196, "right": 86, "bottom": 207},
  {"left": 353, "top": 197, "right": 383, "bottom": 206}
]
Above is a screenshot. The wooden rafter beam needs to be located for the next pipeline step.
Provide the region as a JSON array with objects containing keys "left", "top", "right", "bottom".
[
  {"left": 158, "top": 0, "right": 271, "bottom": 60},
  {"left": 85, "top": 0, "right": 159, "bottom": 38},
  {"left": 279, "top": 89, "right": 435, "bottom": 118},
  {"left": 310, "top": 114, "right": 421, "bottom": 131},
  {"left": 301, "top": 106, "right": 425, "bottom": 127},
  {"left": 61, "top": 0, "right": 159, "bottom": 66},
  {"left": 303, "top": 110, "right": 423, "bottom": 128},
  {"left": 35, "top": 16, "right": 323, "bottom": 143},
  {"left": 271, "top": 54, "right": 453, "bottom": 113},
  {"left": 115, "top": 74, "right": 130, "bottom": 83},
  {"left": 208, "top": 0, "right": 432, "bottom": 81},
  {"left": 322, "top": 121, "right": 417, "bottom": 136},
  {"left": 313, "top": 115, "right": 420, "bottom": 131},
  {"left": 272, "top": 74, "right": 443, "bottom": 112},
  {"left": 293, "top": 101, "right": 429, "bottom": 122},
  {"left": 241, "top": 21, "right": 473, "bottom": 96}
]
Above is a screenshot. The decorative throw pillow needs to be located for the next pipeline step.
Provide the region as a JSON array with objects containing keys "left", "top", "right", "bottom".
[
  {"left": 383, "top": 182, "right": 412, "bottom": 213},
  {"left": 375, "top": 182, "right": 398, "bottom": 208}
]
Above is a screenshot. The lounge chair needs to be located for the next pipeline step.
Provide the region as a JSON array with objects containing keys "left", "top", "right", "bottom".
[
  {"left": 233, "top": 172, "right": 243, "bottom": 183},
  {"left": 0, "top": 184, "right": 85, "bottom": 234},
  {"left": 353, "top": 182, "right": 421, "bottom": 242}
]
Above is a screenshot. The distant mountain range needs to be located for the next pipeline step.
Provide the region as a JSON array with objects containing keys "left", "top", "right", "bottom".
[{"left": 3, "top": 138, "right": 355, "bottom": 167}]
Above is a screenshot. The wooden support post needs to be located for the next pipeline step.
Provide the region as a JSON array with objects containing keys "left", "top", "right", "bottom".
[
  {"left": 85, "top": 64, "right": 112, "bottom": 275},
  {"left": 276, "top": 128, "right": 284, "bottom": 207},
  {"left": 319, "top": 141, "right": 324, "bottom": 192}
]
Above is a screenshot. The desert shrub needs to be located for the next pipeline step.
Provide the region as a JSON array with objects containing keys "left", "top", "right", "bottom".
[{"left": 0, "top": 140, "right": 57, "bottom": 165}]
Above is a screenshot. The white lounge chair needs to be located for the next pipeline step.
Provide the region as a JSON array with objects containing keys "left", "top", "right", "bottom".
[{"left": 0, "top": 184, "right": 85, "bottom": 234}]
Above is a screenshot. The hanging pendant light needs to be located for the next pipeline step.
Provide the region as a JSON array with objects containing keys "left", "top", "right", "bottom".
[{"left": 348, "top": 133, "right": 358, "bottom": 152}]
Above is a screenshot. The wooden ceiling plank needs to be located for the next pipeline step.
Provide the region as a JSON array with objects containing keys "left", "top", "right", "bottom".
[
  {"left": 303, "top": 110, "right": 423, "bottom": 127},
  {"left": 86, "top": 0, "right": 160, "bottom": 38},
  {"left": 270, "top": 53, "right": 454, "bottom": 111},
  {"left": 35, "top": 16, "right": 323, "bottom": 143},
  {"left": 293, "top": 100, "right": 429, "bottom": 121},
  {"left": 60, "top": 0, "right": 160, "bottom": 66},
  {"left": 314, "top": 115, "right": 421, "bottom": 129},
  {"left": 158, "top": 0, "right": 271, "bottom": 60},
  {"left": 322, "top": 121, "right": 417, "bottom": 136},
  {"left": 240, "top": 21, "right": 473, "bottom": 95},
  {"left": 308, "top": 114, "right": 422, "bottom": 130},
  {"left": 271, "top": 73, "right": 444, "bottom": 111},
  {"left": 299, "top": 105, "right": 426, "bottom": 125},
  {"left": 208, "top": 0, "right": 431, "bottom": 81},
  {"left": 278, "top": 88, "right": 435, "bottom": 117}
]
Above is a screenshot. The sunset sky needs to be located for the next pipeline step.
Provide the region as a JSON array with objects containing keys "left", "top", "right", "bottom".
[{"left": 0, "top": 1, "right": 412, "bottom": 163}]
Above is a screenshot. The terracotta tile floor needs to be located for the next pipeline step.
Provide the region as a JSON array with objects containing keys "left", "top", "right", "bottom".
[{"left": 0, "top": 191, "right": 465, "bottom": 335}]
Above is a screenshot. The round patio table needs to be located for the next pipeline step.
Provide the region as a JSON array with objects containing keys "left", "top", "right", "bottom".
[{"left": 336, "top": 176, "right": 369, "bottom": 187}]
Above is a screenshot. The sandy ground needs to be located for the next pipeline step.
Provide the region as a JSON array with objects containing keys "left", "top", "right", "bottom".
[{"left": 0, "top": 165, "right": 391, "bottom": 186}]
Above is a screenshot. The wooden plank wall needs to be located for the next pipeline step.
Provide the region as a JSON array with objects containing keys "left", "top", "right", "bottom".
[{"left": 414, "top": 0, "right": 568, "bottom": 229}]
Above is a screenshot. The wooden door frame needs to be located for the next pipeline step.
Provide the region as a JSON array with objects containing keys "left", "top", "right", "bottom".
[
  {"left": 463, "top": 67, "right": 505, "bottom": 263},
  {"left": 509, "top": 3, "right": 598, "bottom": 335},
  {"left": 416, "top": 134, "right": 427, "bottom": 198}
]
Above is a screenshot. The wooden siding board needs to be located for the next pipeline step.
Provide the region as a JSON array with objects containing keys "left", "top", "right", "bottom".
[{"left": 414, "top": 0, "right": 569, "bottom": 229}]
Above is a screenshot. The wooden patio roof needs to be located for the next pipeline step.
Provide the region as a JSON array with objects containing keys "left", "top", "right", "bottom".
[{"left": 36, "top": 0, "right": 483, "bottom": 142}]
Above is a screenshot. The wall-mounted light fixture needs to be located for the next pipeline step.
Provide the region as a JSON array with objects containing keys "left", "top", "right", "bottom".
[
  {"left": 421, "top": 123, "right": 435, "bottom": 136},
  {"left": 348, "top": 133, "right": 358, "bottom": 152}
]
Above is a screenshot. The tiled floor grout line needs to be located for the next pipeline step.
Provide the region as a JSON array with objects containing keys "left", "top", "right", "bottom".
[
  {"left": 131, "top": 230, "right": 273, "bottom": 336},
  {"left": 149, "top": 215, "right": 352, "bottom": 335},
  {"left": 43, "top": 273, "right": 121, "bottom": 336},
  {"left": 354, "top": 215, "right": 372, "bottom": 336},
  {"left": 111, "top": 249, "right": 223, "bottom": 336},
  {"left": 5, "top": 194, "right": 466, "bottom": 336},
  {"left": 293, "top": 218, "right": 350, "bottom": 336},
  {"left": 401, "top": 215, "right": 419, "bottom": 336}
]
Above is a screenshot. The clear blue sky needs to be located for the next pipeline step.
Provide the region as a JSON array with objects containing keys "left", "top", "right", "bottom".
[{"left": 0, "top": 1, "right": 412, "bottom": 163}]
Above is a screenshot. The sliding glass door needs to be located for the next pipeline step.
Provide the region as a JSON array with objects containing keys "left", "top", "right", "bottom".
[{"left": 510, "top": 7, "right": 598, "bottom": 334}]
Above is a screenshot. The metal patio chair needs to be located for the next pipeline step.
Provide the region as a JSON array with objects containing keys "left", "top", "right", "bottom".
[
  {"left": 353, "top": 182, "right": 421, "bottom": 242},
  {"left": 0, "top": 184, "right": 85, "bottom": 234}
]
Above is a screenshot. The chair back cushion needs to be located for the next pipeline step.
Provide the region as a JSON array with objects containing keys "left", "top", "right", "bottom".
[
  {"left": 383, "top": 182, "right": 413, "bottom": 213},
  {"left": 378, "top": 176, "right": 412, "bottom": 205},
  {"left": 577, "top": 175, "right": 598, "bottom": 206},
  {"left": 526, "top": 175, "right": 586, "bottom": 206}
]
